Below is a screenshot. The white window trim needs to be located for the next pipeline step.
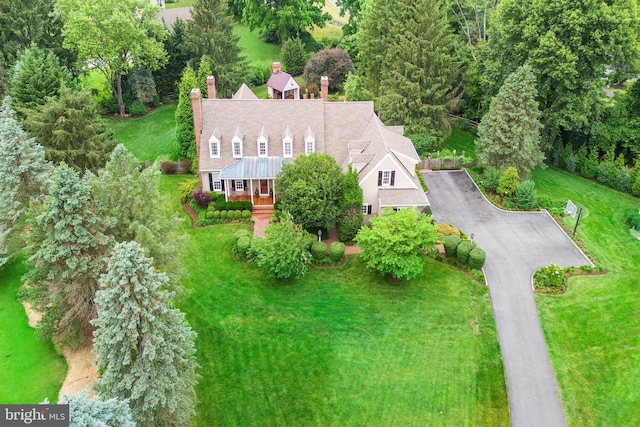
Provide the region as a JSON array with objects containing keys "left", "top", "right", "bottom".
[
  {"left": 362, "top": 204, "right": 370, "bottom": 215},
  {"left": 211, "top": 172, "right": 222, "bottom": 191},
  {"left": 258, "top": 137, "right": 268, "bottom": 157},
  {"left": 381, "top": 170, "right": 392, "bottom": 186},
  {"left": 283, "top": 137, "right": 293, "bottom": 158},
  {"left": 232, "top": 137, "right": 243, "bottom": 158},
  {"left": 209, "top": 138, "right": 220, "bottom": 158},
  {"left": 235, "top": 180, "right": 244, "bottom": 191},
  {"left": 305, "top": 136, "right": 315, "bottom": 155}
]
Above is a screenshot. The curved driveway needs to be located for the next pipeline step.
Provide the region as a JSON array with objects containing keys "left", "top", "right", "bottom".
[{"left": 423, "top": 171, "right": 591, "bottom": 427}]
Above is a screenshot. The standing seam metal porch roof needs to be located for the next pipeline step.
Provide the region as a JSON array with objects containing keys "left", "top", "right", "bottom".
[{"left": 219, "top": 156, "right": 289, "bottom": 179}]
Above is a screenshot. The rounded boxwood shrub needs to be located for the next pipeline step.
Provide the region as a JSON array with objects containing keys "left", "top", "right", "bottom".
[
  {"left": 234, "top": 229, "right": 251, "bottom": 242},
  {"left": 213, "top": 211, "right": 221, "bottom": 219},
  {"left": 456, "top": 241, "right": 475, "bottom": 264},
  {"left": 205, "top": 211, "right": 214, "bottom": 219},
  {"left": 234, "top": 210, "right": 242, "bottom": 219},
  {"left": 469, "top": 247, "right": 486, "bottom": 269},
  {"left": 220, "top": 210, "right": 228, "bottom": 219},
  {"left": 242, "top": 210, "right": 252, "bottom": 219},
  {"left": 305, "top": 233, "right": 317, "bottom": 250},
  {"left": 235, "top": 236, "right": 251, "bottom": 259},
  {"left": 329, "top": 241, "right": 346, "bottom": 262},
  {"left": 311, "top": 241, "right": 327, "bottom": 261},
  {"left": 443, "top": 235, "right": 462, "bottom": 258}
]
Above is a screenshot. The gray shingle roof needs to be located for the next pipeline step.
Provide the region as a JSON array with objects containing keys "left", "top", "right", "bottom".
[{"left": 379, "top": 188, "right": 429, "bottom": 207}]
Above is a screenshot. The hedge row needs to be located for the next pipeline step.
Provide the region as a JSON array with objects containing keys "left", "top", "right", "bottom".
[{"left": 442, "top": 235, "right": 486, "bottom": 270}]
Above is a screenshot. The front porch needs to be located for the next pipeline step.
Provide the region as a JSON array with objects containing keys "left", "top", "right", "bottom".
[
  {"left": 227, "top": 193, "right": 280, "bottom": 205},
  {"left": 219, "top": 156, "right": 289, "bottom": 207}
]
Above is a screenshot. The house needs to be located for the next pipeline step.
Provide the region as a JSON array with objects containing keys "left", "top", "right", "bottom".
[
  {"left": 190, "top": 75, "right": 429, "bottom": 217},
  {"left": 266, "top": 62, "right": 300, "bottom": 100}
]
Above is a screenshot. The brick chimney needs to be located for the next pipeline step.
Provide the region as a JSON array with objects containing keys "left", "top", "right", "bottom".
[
  {"left": 206, "top": 76, "right": 216, "bottom": 99},
  {"left": 272, "top": 62, "right": 281, "bottom": 74},
  {"left": 190, "top": 88, "right": 203, "bottom": 188},
  {"left": 320, "top": 76, "right": 329, "bottom": 102}
]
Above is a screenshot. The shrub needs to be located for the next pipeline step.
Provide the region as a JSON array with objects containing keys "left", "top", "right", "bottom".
[
  {"left": 468, "top": 247, "right": 486, "bottom": 269},
  {"left": 127, "top": 100, "right": 146, "bottom": 117},
  {"left": 416, "top": 164, "right": 429, "bottom": 191},
  {"left": 443, "top": 235, "right": 462, "bottom": 258},
  {"left": 303, "top": 48, "right": 354, "bottom": 90},
  {"left": 483, "top": 166, "right": 501, "bottom": 193},
  {"left": 232, "top": 210, "right": 241, "bottom": 219},
  {"left": 213, "top": 211, "right": 220, "bottom": 219},
  {"left": 456, "top": 241, "right": 475, "bottom": 264},
  {"left": 436, "top": 223, "right": 461, "bottom": 237},
  {"left": 515, "top": 180, "right": 538, "bottom": 210},
  {"left": 576, "top": 145, "right": 587, "bottom": 172},
  {"left": 191, "top": 188, "right": 209, "bottom": 208},
  {"left": 632, "top": 173, "right": 640, "bottom": 196},
  {"left": 248, "top": 63, "right": 272, "bottom": 86},
  {"left": 234, "top": 229, "right": 251, "bottom": 242},
  {"left": 305, "top": 232, "right": 317, "bottom": 250},
  {"left": 235, "top": 236, "right": 251, "bottom": 260},
  {"left": 161, "top": 161, "right": 177, "bottom": 174},
  {"left": 581, "top": 149, "right": 599, "bottom": 179},
  {"left": 179, "top": 176, "right": 201, "bottom": 203},
  {"left": 337, "top": 205, "right": 363, "bottom": 242},
  {"left": 205, "top": 211, "right": 214, "bottom": 219},
  {"left": 219, "top": 210, "right": 228, "bottom": 219},
  {"left": 533, "top": 264, "right": 566, "bottom": 293},
  {"left": 242, "top": 210, "right": 252, "bottom": 219},
  {"left": 562, "top": 146, "right": 578, "bottom": 173},
  {"left": 311, "top": 241, "right": 327, "bottom": 261},
  {"left": 626, "top": 209, "right": 640, "bottom": 231},
  {"left": 612, "top": 167, "right": 631, "bottom": 192},
  {"left": 497, "top": 166, "right": 519, "bottom": 197},
  {"left": 408, "top": 133, "right": 437, "bottom": 156},
  {"left": 596, "top": 161, "right": 614, "bottom": 185},
  {"left": 329, "top": 241, "right": 346, "bottom": 262}
]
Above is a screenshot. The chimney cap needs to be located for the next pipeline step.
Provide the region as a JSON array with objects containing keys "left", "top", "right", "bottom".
[
  {"left": 206, "top": 75, "right": 215, "bottom": 82},
  {"left": 321, "top": 76, "right": 329, "bottom": 82},
  {"left": 190, "top": 88, "right": 201, "bottom": 99}
]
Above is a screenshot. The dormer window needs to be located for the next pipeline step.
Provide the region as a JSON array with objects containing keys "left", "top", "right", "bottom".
[
  {"left": 258, "top": 138, "right": 268, "bottom": 157},
  {"left": 283, "top": 136, "right": 293, "bottom": 158},
  {"left": 209, "top": 137, "right": 220, "bottom": 158},
  {"left": 232, "top": 136, "right": 243, "bottom": 158},
  {"left": 304, "top": 126, "right": 315, "bottom": 155}
]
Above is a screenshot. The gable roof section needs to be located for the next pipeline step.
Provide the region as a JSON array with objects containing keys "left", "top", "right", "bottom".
[
  {"left": 266, "top": 71, "right": 298, "bottom": 92},
  {"left": 379, "top": 188, "right": 429, "bottom": 208},
  {"left": 232, "top": 84, "right": 258, "bottom": 100}
]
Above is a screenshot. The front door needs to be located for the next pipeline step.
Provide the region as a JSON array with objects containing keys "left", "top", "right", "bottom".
[{"left": 260, "top": 179, "right": 269, "bottom": 196}]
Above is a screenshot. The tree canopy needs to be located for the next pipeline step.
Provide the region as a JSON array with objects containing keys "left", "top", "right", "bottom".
[
  {"left": 175, "top": 65, "right": 198, "bottom": 161},
  {"left": 93, "top": 241, "right": 198, "bottom": 427},
  {"left": 476, "top": 65, "right": 545, "bottom": 177},
  {"left": 359, "top": 0, "right": 458, "bottom": 136},
  {"left": 55, "top": 0, "right": 167, "bottom": 117},
  {"left": 275, "top": 153, "right": 344, "bottom": 230},
  {"left": 356, "top": 208, "right": 439, "bottom": 281},
  {"left": 303, "top": 48, "right": 354, "bottom": 90},
  {"left": 24, "top": 87, "right": 115, "bottom": 172}
]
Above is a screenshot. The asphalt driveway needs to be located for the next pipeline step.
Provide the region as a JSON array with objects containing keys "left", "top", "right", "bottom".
[{"left": 423, "top": 171, "right": 591, "bottom": 427}]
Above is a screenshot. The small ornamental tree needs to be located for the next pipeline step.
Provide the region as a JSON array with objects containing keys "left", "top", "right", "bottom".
[
  {"left": 276, "top": 153, "right": 344, "bottom": 230},
  {"left": 252, "top": 212, "right": 312, "bottom": 280},
  {"left": 497, "top": 166, "right": 520, "bottom": 197},
  {"left": 515, "top": 180, "right": 538, "bottom": 210},
  {"left": 92, "top": 241, "right": 199, "bottom": 427},
  {"left": 355, "top": 208, "right": 439, "bottom": 281},
  {"left": 282, "top": 37, "right": 308, "bottom": 75},
  {"left": 303, "top": 48, "right": 354, "bottom": 90}
]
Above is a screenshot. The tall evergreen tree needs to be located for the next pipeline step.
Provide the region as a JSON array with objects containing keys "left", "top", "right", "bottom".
[
  {"left": 153, "top": 18, "right": 190, "bottom": 99},
  {"left": 24, "top": 88, "right": 115, "bottom": 172},
  {"left": 92, "top": 144, "right": 184, "bottom": 277},
  {"left": 282, "top": 37, "right": 308, "bottom": 75},
  {"left": 0, "top": 99, "right": 51, "bottom": 266},
  {"left": 182, "top": 0, "right": 247, "bottom": 98},
  {"left": 23, "top": 163, "right": 114, "bottom": 345},
  {"left": 92, "top": 241, "right": 199, "bottom": 427},
  {"left": 476, "top": 65, "right": 545, "bottom": 177},
  {"left": 360, "top": 0, "right": 458, "bottom": 136},
  {"left": 175, "top": 65, "right": 198, "bottom": 161},
  {"left": 10, "top": 46, "right": 74, "bottom": 114}
]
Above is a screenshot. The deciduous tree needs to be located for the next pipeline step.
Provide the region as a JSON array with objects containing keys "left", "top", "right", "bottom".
[
  {"left": 303, "top": 48, "right": 354, "bottom": 90},
  {"left": 275, "top": 153, "right": 344, "bottom": 230},
  {"left": 476, "top": 65, "right": 544, "bottom": 177},
  {"left": 252, "top": 212, "right": 312, "bottom": 280},
  {"left": 92, "top": 241, "right": 198, "bottom": 427},
  {"left": 355, "top": 208, "right": 439, "bottom": 281},
  {"left": 0, "top": 100, "right": 51, "bottom": 266},
  {"left": 23, "top": 163, "right": 114, "bottom": 345},
  {"left": 24, "top": 88, "right": 115, "bottom": 172},
  {"left": 55, "top": 0, "right": 167, "bottom": 118}
]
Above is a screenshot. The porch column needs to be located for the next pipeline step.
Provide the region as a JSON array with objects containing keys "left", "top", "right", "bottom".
[
  {"left": 225, "top": 180, "right": 229, "bottom": 201},
  {"left": 250, "top": 180, "right": 254, "bottom": 205},
  {"left": 271, "top": 180, "right": 275, "bottom": 204}
]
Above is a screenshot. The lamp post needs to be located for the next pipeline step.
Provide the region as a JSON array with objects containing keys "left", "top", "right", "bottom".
[{"left": 318, "top": 229, "right": 322, "bottom": 242}]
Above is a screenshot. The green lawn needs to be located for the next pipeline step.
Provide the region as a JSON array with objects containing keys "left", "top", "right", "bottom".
[
  {"left": 234, "top": 23, "right": 282, "bottom": 65},
  {"left": 443, "top": 129, "right": 477, "bottom": 159},
  {"left": 81, "top": 69, "right": 110, "bottom": 103},
  {"left": 0, "top": 259, "right": 67, "bottom": 403},
  {"left": 532, "top": 167, "right": 640, "bottom": 426},
  {"left": 158, "top": 175, "right": 508, "bottom": 426},
  {"left": 165, "top": 0, "right": 194, "bottom": 9},
  {"left": 104, "top": 103, "right": 178, "bottom": 162}
]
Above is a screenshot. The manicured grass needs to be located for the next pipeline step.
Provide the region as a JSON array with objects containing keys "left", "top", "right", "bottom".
[
  {"left": 81, "top": 69, "right": 110, "bottom": 103},
  {"left": 442, "top": 129, "right": 477, "bottom": 159},
  {"left": 532, "top": 167, "right": 640, "bottom": 426},
  {"left": 234, "top": 23, "right": 282, "bottom": 65},
  {"left": 0, "top": 259, "right": 67, "bottom": 403},
  {"left": 165, "top": 0, "right": 194, "bottom": 9},
  {"left": 104, "top": 103, "right": 178, "bottom": 162},
  {"left": 159, "top": 175, "right": 508, "bottom": 426}
]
